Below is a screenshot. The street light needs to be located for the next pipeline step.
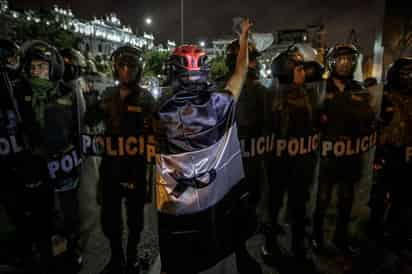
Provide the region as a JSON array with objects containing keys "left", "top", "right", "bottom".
[
  {"left": 181, "top": 0, "right": 184, "bottom": 44},
  {"left": 199, "top": 41, "right": 206, "bottom": 47},
  {"left": 145, "top": 17, "right": 152, "bottom": 26}
]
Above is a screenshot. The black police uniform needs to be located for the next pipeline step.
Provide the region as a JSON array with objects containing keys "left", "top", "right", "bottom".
[
  {"left": 87, "top": 85, "right": 155, "bottom": 268},
  {"left": 314, "top": 78, "right": 376, "bottom": 251}
]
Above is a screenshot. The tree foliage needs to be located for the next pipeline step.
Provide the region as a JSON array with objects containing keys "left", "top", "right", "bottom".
[
  {"left": 143, "top": 50, "right": 170, "bottom": 77},
  {"left": 209, "top": 54, "right": 228, "bottom": 80}
]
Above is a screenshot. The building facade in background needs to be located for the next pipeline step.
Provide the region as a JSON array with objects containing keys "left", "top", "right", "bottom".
[{"left": 0, "top": 0, "right": 176, "bottom": 57}]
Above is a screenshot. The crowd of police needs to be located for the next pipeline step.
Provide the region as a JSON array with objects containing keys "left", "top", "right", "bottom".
[{"left": 0, "top": 18, "right": 411, "bottom": 274}]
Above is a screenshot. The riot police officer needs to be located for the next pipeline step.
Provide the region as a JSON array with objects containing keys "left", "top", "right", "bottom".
[
  {"left": 371, "top": 57, "right": 412, "bottom": 252},
  {"left": 86, "top": 45, "right": 155, "bottom": 274},
  {"left": 313, "top": 44, "right": 378, "bottom": 256},
  {"left": 13, "top": 40, "right": 67, "bottom": 273},
  {"left": 262, "top": 45, "right": 323, "bottom": 272},
  {"left": 44, "top": 47, "right": 88, "bottom": 272},
  {"left": 0, "top": 38, "right": 29, "bottom": 267}
]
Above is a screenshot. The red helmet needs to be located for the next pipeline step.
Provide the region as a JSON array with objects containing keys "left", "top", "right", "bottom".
[{"left": 168, "top": 44, "right": 209, "bottom": 84}]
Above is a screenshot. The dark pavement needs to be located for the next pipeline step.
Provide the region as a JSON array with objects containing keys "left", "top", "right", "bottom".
[{"left": 2, "top": 151, "right": 412, "bottom": 274}]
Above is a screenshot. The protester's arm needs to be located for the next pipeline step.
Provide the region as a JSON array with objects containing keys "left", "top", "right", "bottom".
[{"left": 224, "top": 18, "right": 253, "bottom": 101}]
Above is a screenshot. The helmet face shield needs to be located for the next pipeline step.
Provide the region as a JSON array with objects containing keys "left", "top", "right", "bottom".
[
  {"left": 271, "top": 47, "right": 305, "bottom": 84},
  {"left": 28, "top": 46, "right": 53, "bottom": 64},
  {"left": 28, "top": 46, "right": 53, "bottom": 80},
  {"left": 111, "top": 46, "right": 143, "bottom": 85},
  {"left": 115, "top": 52, "right": 140, "bottom": 67},
  {"left": 293, "top": 63, "right": 305, "bottom": 86},
  {"left": 115, "top": 55, "right": 139, "bottom": 71},
  {"left": 327, "top": 44, "right": 360, "bottom": 79},
  {"left": 334, "top": 54, "right": 356, "bottom": 78},
  {"left": 116, "top": 62, "right": 139, "bottom": 85},
  {"left": 30, "top": 60, "right": 50, "bottom": 80},
  {"left": 20, "top": 40, "right": 64, "bottom": 82}
]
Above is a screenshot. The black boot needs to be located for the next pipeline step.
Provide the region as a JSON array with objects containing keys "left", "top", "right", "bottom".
[
  {"left": 126, "top": 237, "right": 140, "bottom": 274},
  {"left": 101, "top": 240, "right": 125, "bottom": 274},
  {"left": 65, "top": 235, "right": 83, "bottom": 273},
  {"left": 312, "top": 210, "right": 326, "bottom": 255},
  {"left": 100, "top": 256, "right": 126, "bottom": 274},
  {"left": 125, "top": 259, "right": 140, "bottom": 274},
  {"left": 236, "top": 244, "right": 262, "bottom": 274},
  {"left": 333, "top": 225, "right": 359, "bottom": 256},
  {"left": 295, "top": 253, "right": 319, "bottom": 274}
]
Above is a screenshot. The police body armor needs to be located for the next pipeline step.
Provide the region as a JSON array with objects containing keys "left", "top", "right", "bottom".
[
  {"left": 98, "top": 86, "right": 154, "bottom": 186},
  {"left": 156, "top": 84, "right": 254, "bottom": 273},
  {"left": 0, "top": 69, "right": 26, "bottom": 190},
  {"left": 320, "top": 79, "right": 380, "bottom": 181},
  {"left": 27, "top": 81, "right": 82, "bottom": 191},
  {"left": 236, "top": 74, "right": 269, "bottom": 205}
]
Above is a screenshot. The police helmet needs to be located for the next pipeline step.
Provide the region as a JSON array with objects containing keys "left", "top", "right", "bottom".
[
  {"left": 326, "top": 44, "right": 360, "bottom": 78},
  {"left": 60, "top": 48, "right": 87, "bottom": 82},
  {"left": 386, "top": 57, "right": 412, "bottom": 93},
  {"left": 20, "top": 40, "right": 64, "bottom": 81},
  {"left": 110, "top": 46, "right": 144, "bottom": 83},
  {"left": 0, "top": 39, "right": 19, "bottom": 69},
  {"left": 271, "top": 45, "right": 304, "bottom": 84}
]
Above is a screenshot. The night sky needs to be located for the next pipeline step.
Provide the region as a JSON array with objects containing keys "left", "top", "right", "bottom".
[{"left": 11, "top": 0, "right": 385, "bottom": 55}]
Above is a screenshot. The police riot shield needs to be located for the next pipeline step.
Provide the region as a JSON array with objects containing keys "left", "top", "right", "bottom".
[
  {"left": 281, "top": 44, "right": 326, "bottom": 224},
  {"left": 142, "top": 76, "right": 162, "bottom": 100},
  {"left": 357, "top": 82, "right": 383, "bottom": 220},
  {"left": 0, "top": 41, "right": 24, "bottom": 155},
  {"left": 237, "top": 79, "right": 270, "bottom": 161},
  {"left": 235, "top": 78, "right": 271, "bottom": 223},
  {"left": 318, "top": 81, "right": 383, "bottom": 237},
  {"left": 82, "top": 73, "right": 114, "bottom": 135},
  {"left": 0, "top": 63, "right": 26, "bottom": 182},
  {"left": 304, "top": 79, "right": 326, "bottom": 221},
  {"left": 265, "top": 83, "right": 324, "bottom": 237},
  {"left": 83, "top": 72, "right": 114, "bottom": 97},
  {"left": 82, "top": 72, "right": 114, "bottom": 114},
  {"left": 73, "top": 75, "right": 105, "bottom": 252}
]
